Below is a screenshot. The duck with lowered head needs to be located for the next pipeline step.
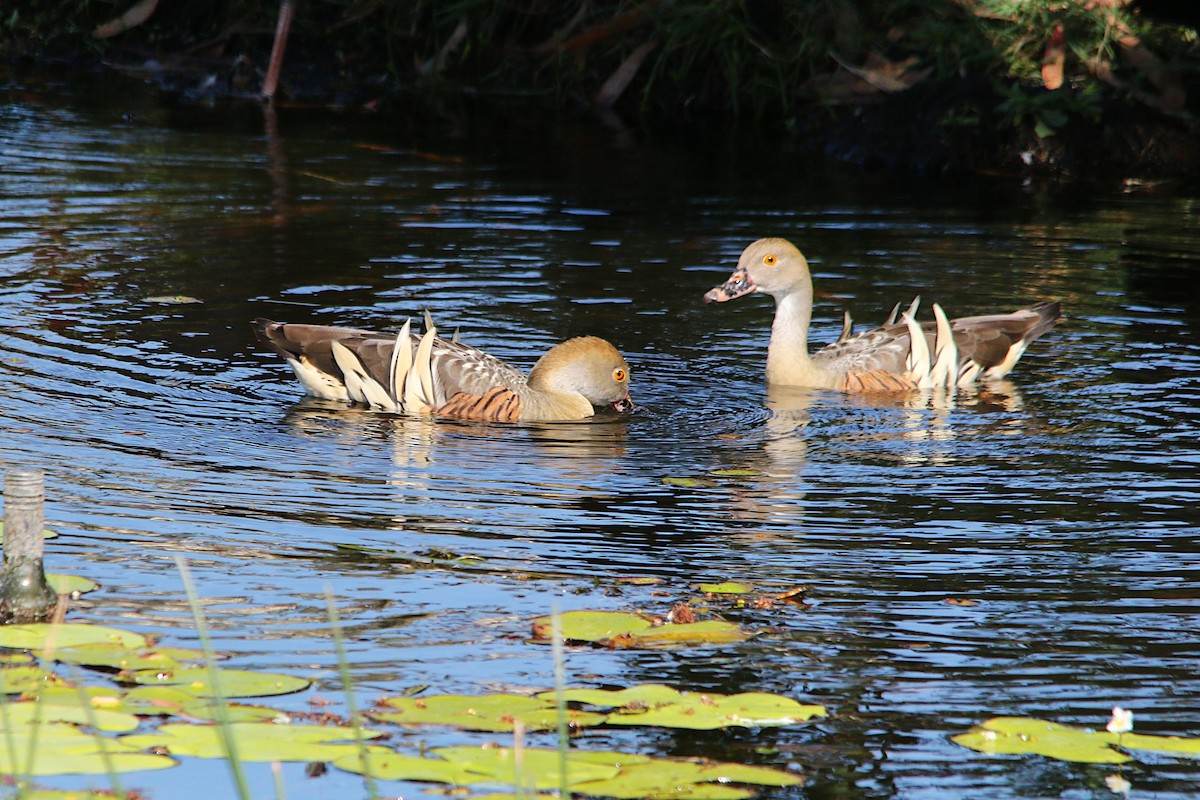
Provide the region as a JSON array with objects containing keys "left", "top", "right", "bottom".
[
  {"left": 253, "top": 317, "right": 633, "bottom": 422},
  {"left": 705, "top": 237, "right": 1061, "bottom": 393}
]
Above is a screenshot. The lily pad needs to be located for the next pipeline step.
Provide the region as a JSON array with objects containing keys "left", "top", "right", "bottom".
[
  {"left": 334, "top": 750, "right": 495, "bottom": 785},
  {"left": 572, "top": 758, "right": 803, "bottom": 800},
  {"left": 954, "top": 716, "right": 1200, "bottom": 764},
  {"left": 0, "top": 723, "right": 176, "bottom": 775},
  {"left": 144, "top": 295, "right": 202, "bottom": 304},
  {"left": 0, "top": 623, "right": 146, "bottom": 652},
  {"left": 431, "top": 746, "right": 623, "bottom": 790},
  {"left": 696, "top": 582, "right": 753, "bottom": 594},
  {"left": 531, "top": 611, "right": 749, "bottom": 648},
  {"left": 623, "top": 620, "right": 750, "bottom": 647},
  {"left": 371, "top": 693, "right": 606, "bottom": 733},
  {"left": 0, "top": 698, "right": 140, "bottom": 732},
  {"left": 45, "top": 574, "right": 99, "bottom": 595},
  {"left": 0, "top": 666, "right": 67, "bottom": 694},
  {"left": 28, "top": 684, "right": 280, "bottom": 723},
  {"left": 533, "top": 611, "right": 653, "bottom": 643},
  {"left": 52, "top": 643, "right": 208, "bottom": 672},
  {"left": 542, "top": 685, "right": 825, "bottom": 730},
  {"left": 124, "top": 666, "right": 311, "bottom": 698},
  {"left": 121, "top": 721, "right": 387, "bottom": 762},
  {"left": 662, "top": 477, "right": 705, "bottom": 488},
  {"left": 952, "top": 717, "right": 1131, "bottom": 764}
]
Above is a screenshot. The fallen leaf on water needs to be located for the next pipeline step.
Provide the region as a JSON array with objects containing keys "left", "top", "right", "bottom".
[{"left": 143, "top": 295, "right": 202, "bottom": 305}]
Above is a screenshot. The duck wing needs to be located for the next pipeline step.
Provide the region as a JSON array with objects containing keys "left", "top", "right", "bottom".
[{"left": 253, "top": 318, "right": 528, "bottom": 412}]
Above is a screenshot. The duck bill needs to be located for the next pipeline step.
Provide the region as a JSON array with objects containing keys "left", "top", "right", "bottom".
[
  {"left": 704, "top": 268, "right": 756, "bottom": 302},
  {"left": 610, "top": 394, "right": 635, "bottom": 414}
]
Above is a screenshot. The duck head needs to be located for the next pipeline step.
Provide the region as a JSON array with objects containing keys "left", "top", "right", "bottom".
[
  {"left": 529, "top": 336, "right": 634, "bottom": 415},
  {"left": 704, "top": 238, "right": 811, "bottom": 303}
]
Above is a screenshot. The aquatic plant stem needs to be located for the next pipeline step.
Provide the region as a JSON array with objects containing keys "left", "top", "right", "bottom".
[
  {"left": 324, "top": 587, "right": 380, "bottom": 800},
  {"left": 0, "top": 668, "right": 26, "bottom": 800},
  {"left": 176, "top": 556, "right": 252, "bottom": 800},
  {"left": 69, "top": 664, "right": 124, "bottom": 797},
  {"left": 550, "top": 601, "right": 570, "bottom": 800}
]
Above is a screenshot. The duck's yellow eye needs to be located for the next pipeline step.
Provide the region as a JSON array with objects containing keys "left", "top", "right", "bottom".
[
  {"left": 612, "top": 367, "right": 627, "bottom": 383},
  {"left": 763, "top": 254, "right": 777, "bottom": 266}
]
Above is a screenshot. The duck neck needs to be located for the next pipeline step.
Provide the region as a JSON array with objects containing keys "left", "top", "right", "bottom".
[
  {"left": 520, "top": 383, "right": 594, "bottom": 421},
  {"left": 765, "top": 284, "right": 831, "bottom": 387}
]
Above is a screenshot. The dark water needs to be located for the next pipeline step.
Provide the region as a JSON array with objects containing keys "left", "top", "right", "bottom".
[{"left": 2, "top": 67, "right": 1199, "bottom": 799}]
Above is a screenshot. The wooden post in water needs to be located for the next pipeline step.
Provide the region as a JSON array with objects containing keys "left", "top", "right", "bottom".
[{"left": 0, "top": 469, "right": 59, "bottom": 623}]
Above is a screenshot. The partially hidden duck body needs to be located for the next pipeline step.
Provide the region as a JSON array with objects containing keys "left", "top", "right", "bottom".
[
  {"left": 253, "top": 317, "right": 633, "bottom": 422},
  {"left": 705, "top": 238, "right": 1061, "bottom": 392}
]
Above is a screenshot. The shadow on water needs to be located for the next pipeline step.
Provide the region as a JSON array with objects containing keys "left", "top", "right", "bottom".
[{"left": 2, "top": 64, "right": 1200, "bottom": 798}]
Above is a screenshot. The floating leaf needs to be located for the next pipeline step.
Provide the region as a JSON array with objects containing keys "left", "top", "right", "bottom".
[
  {"left": 628, "top": 620, "right": 750, "bottom": 647},
  {"left": 546, "top": 684, "right": 685, "bottom": 708},
  {"left": 543, "top": 685, "right": 824, "bottom": 730},
  {"left": 371, "top": 693, "right": 605, "bottom": 733},
  {"left": 709, "top": 469, "right": 759, "bottom": 477},
  {"left": 697, "top": 582, "right": 753, "bottom": 595},
  {"left": 952, "top": 717, "right": 1131, "bottom": 764},
  {"left": 0, "top": 723, "right": 175, "bottom": 775},
  {"left": 662, "top": 477, "right": 705, "bottom": 488},
  {"left": 571, "top": 757, "right": 802, "bottom": 799},
  {"left": 0, "top": 666, "right": 67, "bottom": 694},
  {"left": 335, "top": 750, "right": 493, "bottom": 784},
  {"left": 431, "top": 746, "right": 623, "bottom": 790},
  {"left": 143, "top": 295, "right": 202, "bottom": 304},
  {"left": 52, "top": 643, "right": 206, "bottom": 671},
  {"left": 124, "top": 667, "right": 310, "bottom": 698},
  {"left": 532, "top": 611, "right": 654, "bottom": 643},
  {"left": 1121, "top": 732, "right": 1200, "bottom": 758},
  {"left": 531, "top": 611, "right": 749, "bottom": 648},
  {"left": 121, "top": 722, "right": 387, "bottom": 762},
  {"left": 45, "top": 574, "right": 99, "bottom": 595},
  {"left": 0, "top": 623, "right": 146, "bottom": 652},
  {"left": 0, "top": 698, "right": 140, "bottom": 732},
  {"left": 954, "top": 716, "right": 1200, "bottom": 764}
]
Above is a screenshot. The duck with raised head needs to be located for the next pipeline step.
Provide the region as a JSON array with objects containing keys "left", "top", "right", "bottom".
[
  {"left": 253, "top": 317, "right": 633, "bottom": 422},
  {"left": 704, "top": 238, "right": 1061, "bottom": 392}
]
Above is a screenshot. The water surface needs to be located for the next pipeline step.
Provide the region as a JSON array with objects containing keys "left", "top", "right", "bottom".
[{"left": 2, "top": 67, "right": 1199, "bottom": 799}]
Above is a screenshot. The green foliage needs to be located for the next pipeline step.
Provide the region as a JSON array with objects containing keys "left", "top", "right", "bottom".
[{"left": 995, "top": 81, "right": 1102, "bottom": 138}]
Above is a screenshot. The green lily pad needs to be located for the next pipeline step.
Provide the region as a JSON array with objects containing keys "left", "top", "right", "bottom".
[
  {"left": 45, "top": 574, "right": 98, "bottom": 595},
  {"left": 28, "top": 684, "right": 279, "bottom": 723},
  {"left": 0, "top": 652, "right": 35, "bottom": 665},
  {"left": 124, "top": 667, "right": 311, "bottom": 698},
  {"left": 0, "top": 723, "right": 176, "bottom": 775},
  {"left": 121, "top": 722, "right": 387, "bottom": 762},
  {"left": 0, "top": 624, "right": 146, "bottom": 652},
  {"left": 572, "top": 758, "right": 803, "bottom": 800},
  {"left": 662, "top": 477, "right": 705, "bottom": 488},
  {"left": 334, "top": 750, "right": 493, "bottom": 785},
  {"left": 543, "top": 685, "right": 825, "bottom": 730},
  {"left": 952, "top": 717, "right": 1131, "bottom": 764},
  {"left": 696, "top": 582, "right": 753, "bottom": 594},
  {"left": 0, "top": 666, "right": 67, "bottom": 694},
  {"left": 0, "top": 698, "right": 140, "bottom": 732},
  {"left": 0, "top": 522, "right": 58, "bottom": 541},
  {"left": 144, "top": 295, "right": 202, "bottom": 304},
  {"left": 52, "top": 643, "right": 207, "bottom": 672},
  {"left": 954, "top": 716, "right": 1200, "bottom": 764},
  {"left": 625, "top": 620, "right": 750, "bottom": 647},
  {"left": 532, "top": 611, "right": 749, "bottom": 648},
  {"left": 371, "top": 693, "right": 606, "bottom": 733},
  {"left": 533, "top": 611, "right": 654, "bottom": 643},
  {"left": 432, "top": 746, "right": 622, "bottom": 790}
]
